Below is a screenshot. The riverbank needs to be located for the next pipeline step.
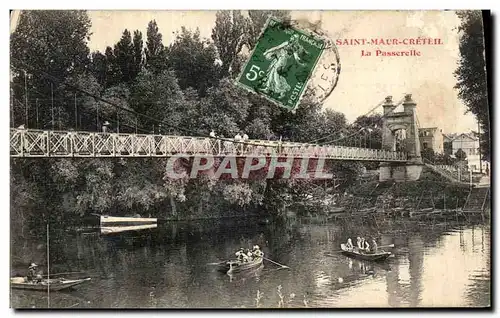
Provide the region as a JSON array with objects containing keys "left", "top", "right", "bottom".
[{"left": 290, "top": 169, "right": 490, "bottom": 223}]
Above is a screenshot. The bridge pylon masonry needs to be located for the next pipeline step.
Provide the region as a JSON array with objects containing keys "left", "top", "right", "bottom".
[{"left": 379, "top": 94, "right": 423, "bottom": 182}]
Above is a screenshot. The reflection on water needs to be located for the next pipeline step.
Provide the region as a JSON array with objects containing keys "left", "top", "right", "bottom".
[{"left": 10, "top": 218, "right": 490, "bottom": 308}]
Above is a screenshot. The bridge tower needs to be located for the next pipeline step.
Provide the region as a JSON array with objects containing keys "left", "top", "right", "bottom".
[{"left": 379, "top": 94, "right": 423, "bottom": 182}]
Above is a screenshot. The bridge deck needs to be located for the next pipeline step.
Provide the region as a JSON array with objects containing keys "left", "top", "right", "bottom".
[{"left": 10, "top": 128, "right": 407, "bottom": 162}]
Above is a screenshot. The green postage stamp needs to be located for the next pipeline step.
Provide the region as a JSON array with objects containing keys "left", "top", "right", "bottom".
[{"left": 237, "top": 17, "right": 326, "bottom": 111}]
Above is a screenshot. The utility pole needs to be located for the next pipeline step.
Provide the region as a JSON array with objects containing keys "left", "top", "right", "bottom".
[
  {"left": 24, "top": 70, "right": 28, "bottom": 127},
  {"left": 10, "top": 88, "right": 14, "bottom": 127},
  {"left": 477, "top": 121, "right": 482, "bottom": 174},
  {"left": 74, "top": 93, "right": 78, "bottom": 130},
  {"left": 36, "top": 98, "right": 39, "bottom": 128},
  {"left": 51, "top": 83, "right": 55, "bottom": 129},
  {"left": 96, "top": 103, "right": 99, "bottom": 131}
]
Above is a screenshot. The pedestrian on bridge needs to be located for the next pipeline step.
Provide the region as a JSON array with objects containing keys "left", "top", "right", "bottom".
[
  {"left": 234, "top": 133, "right": 242, "bottom": 142},
  {"left": 234, "top": 133, "right": 242, "bottom": 155},
  {"left": 209, "top": 130, "right": 218, "bottom": 154},
  {"left": 242, "top": 132, "right": 249, "bottom": 153},
  {"left": 102, "top": 121, "right": 110, "bottom": 133}
]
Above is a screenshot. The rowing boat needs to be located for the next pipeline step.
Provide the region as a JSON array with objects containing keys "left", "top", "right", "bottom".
[
  {"left": 216, "top": 256, "right": 264, "bottom": 274},
  {"left": 10, "top": 277, "right": 91, "bottom": 291},
  {"left": 340, "top": 244, "right": 391, "bottom": 261}
]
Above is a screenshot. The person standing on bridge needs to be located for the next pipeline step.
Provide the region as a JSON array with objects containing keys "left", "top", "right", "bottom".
[
  {"left": 102, "top": 121, "right": 110, "bottom": 133},
  {"left": 209, "top": 130, "right": 218, "bottom": 154},
  {"left": 234, "top": 133, "right": 242, "bottom": 142},
  {"left": 242, "top": 132, "right": 249, "bottom": 153},
  {"left": 234, "top": 133, "right": 242, "bottom": 155}
]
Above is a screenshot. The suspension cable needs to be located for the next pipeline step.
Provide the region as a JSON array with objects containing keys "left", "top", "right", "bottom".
[
  {"left": 318, "top": 96, "right": 406, "bottom": 146},
  {"left": 10, "top": 59, "right": 279, "bottom": 148}
]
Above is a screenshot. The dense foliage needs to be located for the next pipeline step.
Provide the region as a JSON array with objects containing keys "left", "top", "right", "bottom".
[
  {"left": 11, "top": 10, "right": 386, "bottom": 233},
  {"left": 454, "top": 11, "right": 490, "bottom": 160}
]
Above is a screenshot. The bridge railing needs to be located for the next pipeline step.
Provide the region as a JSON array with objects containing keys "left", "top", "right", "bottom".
[{"left": 10, "top": 128, "right": 407, "bottom": 162}]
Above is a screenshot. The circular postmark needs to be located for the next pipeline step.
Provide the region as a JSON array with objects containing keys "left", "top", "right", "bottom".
[{"left": 288, "top": 19, "right": 341, "bottom": 105}]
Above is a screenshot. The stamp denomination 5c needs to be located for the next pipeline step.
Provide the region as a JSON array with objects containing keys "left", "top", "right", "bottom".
[{"left": 237, "top": 17, "right": 327, "bottom": 111}]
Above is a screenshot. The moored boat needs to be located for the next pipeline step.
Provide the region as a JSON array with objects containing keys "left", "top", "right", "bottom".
[
  {"left": 340, "top": 244, "right": 391, "bottom": 261},
  {"left": 100, "top": 223, "right": 157, "bottom": 234},
  {"left": 216, "top": 256, "right": 264, "bottom": 274},
  {"left": 100, "top": 215, "right": 157, "bottom": 227},
  {"left": 10, "top": 277, "right": 91, "bottom": 291}
]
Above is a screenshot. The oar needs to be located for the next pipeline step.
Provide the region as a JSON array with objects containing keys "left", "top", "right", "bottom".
[
  {"left": 377, "top": 244, "right": 395, "bottom": 249},
  {"left": 206, "top": 262, "right": 224, "bottom": 266},
  {"left": 263, "top": 257, "right": 290, "bottom": 269}
]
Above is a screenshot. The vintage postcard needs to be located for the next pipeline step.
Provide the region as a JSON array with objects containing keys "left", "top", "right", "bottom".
[{"left": 9, "top": 10, "right": 491, "bottom": 309}]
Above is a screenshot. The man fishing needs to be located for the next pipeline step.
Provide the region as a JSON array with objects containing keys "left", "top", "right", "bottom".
[{"left": 27, "top": 263, "right": 42, "bottom": 283}]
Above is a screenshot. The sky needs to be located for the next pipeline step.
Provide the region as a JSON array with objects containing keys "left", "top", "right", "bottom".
[{"left": 31, "top": 10, "right": 484, "bottom": 133}]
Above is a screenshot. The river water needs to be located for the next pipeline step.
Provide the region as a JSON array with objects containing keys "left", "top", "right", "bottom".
[{"left": 10, "top": 217, "right": 490, "bottom": 308}]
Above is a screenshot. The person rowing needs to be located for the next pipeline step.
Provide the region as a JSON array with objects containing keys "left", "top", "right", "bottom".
[
  {"left": 252, "top": 245, "right": 263, "bottom": 258},
  {"left": 355, "top": 237, "right": 363, "bottom": 252},
  {"left": 235, "top": 248, "right": 248, "bottom": 262},
  {"left": 360, "top": 237, "right": 370, "bottom": 254},
  {"left": 370, "top": 238, "right": 378, "bottom": 254},
  {"left": 246, "top": 248, "right": 253, "bottom": 262}
]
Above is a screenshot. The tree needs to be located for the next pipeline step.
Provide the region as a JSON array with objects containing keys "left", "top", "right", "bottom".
[
  {"left": 421, "top": 147, "right": 435, "bottom": 162},
  {"left": 132, "top": 30, "right": 144, "bottom": 79},
  {"left": 145, "top": 20, "right": 166, "bottom": 72},
  {"left": 88, "top": 51, "right": 105, "bottom": 86},
  {"left": 269, "top": 93, "right": 327, "bottom": 142},
  {"left": 167, "top": 27, "right": 220, "bottom": 95},
  {"left": 11, "top": 10, "right": 91, "bottom": 77},
  {"left": 455, "top": 148, "right": 467, "bottom": 161},
  {"left": 10, "top": 10, "right": 92, "bottom": 128},
  {"left": 352, "top": 114, "right": 383, "bottom": 149},
  {"left": 194, "top": 79, "right": 251, "bottom": 137},
  {"left": 443, "top": 141, "right": 453, "bottom": 155},
  {"left": 62, "top": 72, "right": 103, "bottom": 131},
  {"left": 245, "top": 118, "right": 272, "bottom": 140},
  {"left": 211, "top": 11, "right": 247, "bottom": 78},
  {"left": 434, "top": 153, "right": 456, "bottom": 165},
  {"left": 115, "top": 159, "right": 168, "bottom": 212},
  {"left": 247, "top": 10, "right": 291, "bottom": 50},
  {"left": 113, "top": 29, "right": 135, "bottom": 83},
  {"left": 129, "top": 69, "right": 186, "bottom": 134},
  {"left": 98, "top": 84, "right": 135, "bottom": 132},
  {"left": 455, "top": 11, "right": 490, "bottom": 160},
  {"left": 103, "top": 46, "right": 122, "bottom": 87}
]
